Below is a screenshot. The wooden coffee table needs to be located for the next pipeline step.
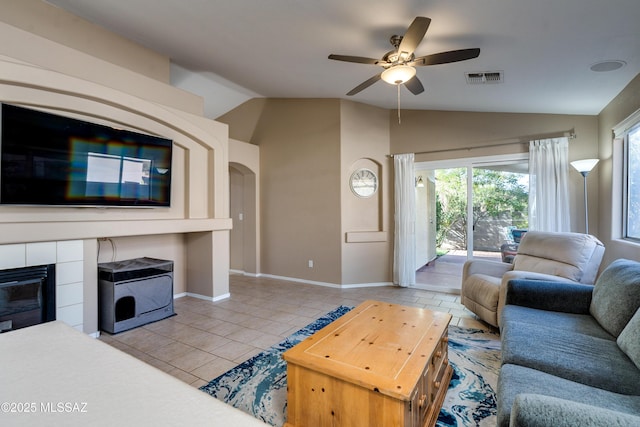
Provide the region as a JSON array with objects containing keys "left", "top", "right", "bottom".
[{"left": 283, "top": 300, "right": 452, "bottom": 427}]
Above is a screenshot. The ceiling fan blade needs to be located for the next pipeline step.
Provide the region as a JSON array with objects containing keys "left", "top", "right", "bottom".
[
  {"left": 346, "top": 73, "right": 382, "bottom": 96},
  {"left": 397, "top": 17, "right": 431, "bottom": 59},
  {"left": 328, "top": 54, "right": 383, "bottom": 65},
  {"left": 404, "top": 76, "right": 424, "bottom": 95},
  {"left": 413, "top": 48, "right": 481, "bottom": 66}
]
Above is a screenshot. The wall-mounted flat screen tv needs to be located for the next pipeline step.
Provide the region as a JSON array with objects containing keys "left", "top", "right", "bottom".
[{"left": 0, "top": 104, "right": 172, "bottom": 207}]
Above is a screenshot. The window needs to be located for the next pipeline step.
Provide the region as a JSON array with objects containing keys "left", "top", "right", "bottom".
[{"left": 624, "top": 124, "right": 640, "bottom": 240}]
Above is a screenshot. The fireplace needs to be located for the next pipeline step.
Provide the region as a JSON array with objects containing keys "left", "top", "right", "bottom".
[{"left": 0, "top": 264, "right": 56, "bottom": 332}]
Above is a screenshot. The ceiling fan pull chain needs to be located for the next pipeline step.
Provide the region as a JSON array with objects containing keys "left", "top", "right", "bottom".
[{"left": 397, "top": 84, "right": 402, "bottom": 124}]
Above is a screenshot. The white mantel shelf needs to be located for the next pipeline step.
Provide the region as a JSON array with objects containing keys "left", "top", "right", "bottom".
[{"left": 0, "top": 218, "right": 233, "bottom": 245}]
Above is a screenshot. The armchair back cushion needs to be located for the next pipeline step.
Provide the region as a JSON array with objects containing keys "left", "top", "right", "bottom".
[
  {"left": 590, "top": 259, "right": 640, "bottom": 337},
  {"left": 513, "top": 231, "right": 604, "bottom": 284}
]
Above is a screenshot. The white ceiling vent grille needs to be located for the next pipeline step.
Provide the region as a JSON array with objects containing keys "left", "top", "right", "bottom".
[{"left": 465, "top": 71, "right": 504, "bottom": 84}]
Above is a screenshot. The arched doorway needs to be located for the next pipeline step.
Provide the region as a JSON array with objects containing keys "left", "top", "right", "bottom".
[{"left": 229, "top": 162, "right": 258, "bottom": 275}]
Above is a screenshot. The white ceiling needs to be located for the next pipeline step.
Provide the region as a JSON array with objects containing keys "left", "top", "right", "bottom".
[{"left": 48, "top": 0, "right": 640, "bottom": 116}]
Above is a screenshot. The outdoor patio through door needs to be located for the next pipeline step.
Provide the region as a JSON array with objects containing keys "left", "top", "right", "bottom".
[{"left": 414, "top": 154, "right": 529, "bottom": 292}]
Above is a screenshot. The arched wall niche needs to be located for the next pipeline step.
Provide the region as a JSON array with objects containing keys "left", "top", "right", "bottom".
[
  {"left": 0, "top": 58, "right": 230, "bottom": 236},
  {"left": 345, "top": 157, "right": 383, "bottom": 232}
]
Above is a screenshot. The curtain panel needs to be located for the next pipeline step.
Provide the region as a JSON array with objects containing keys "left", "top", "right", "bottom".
[
  {"left": 529, "top": 137, "right": 571, "bottom": 232},
  {"left": 393, "top": 153, "right": 416, "bottom": 287}
]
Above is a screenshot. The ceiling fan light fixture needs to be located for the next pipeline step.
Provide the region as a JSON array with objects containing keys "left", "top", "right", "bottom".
[{"left": 381, "top": 65, "right": 416, "bottom": 85}]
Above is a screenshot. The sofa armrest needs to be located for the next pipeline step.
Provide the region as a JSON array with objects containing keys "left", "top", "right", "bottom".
[
  {"left": 504, "top": 279, "right": 593, "bottom": 314},
  {"left": 462, "top": 259, "right": 514, "bottom": 280},
  {"left": 510, "top": 394, "right": 640, "bottom": 427}
]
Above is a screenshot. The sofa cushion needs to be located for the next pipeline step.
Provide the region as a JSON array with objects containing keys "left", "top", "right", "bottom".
[
  {"left": 501, "top": 305, "right": 614, "bottom": 340},
  {"left": 501, "top": 322, "right": 640, "bottom": 395},
  {"left": 498, "top": 364, "right": 640, "bottom": 427},
  {"left": 618, "top": 308, "right": 640, "bottom": 370},
  {"left": 504, "top": 279, "right": 594, "bottom": 315},
  {"left": 513, "top": 231, "right": 602, "bottom": 283},
  {"left": 590, "top": 259, "right": 640, "bottom": 337},
  {"left": 510, "top": 394, "right": 640, "bottom": 427}
]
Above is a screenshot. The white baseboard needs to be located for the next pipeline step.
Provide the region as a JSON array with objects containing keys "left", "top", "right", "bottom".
[
  {"left": 258, "top": 273, "right": 342, "bottom": 288},
  {"left": 257, "top": 273, "right": 393, "bottom": 289},
  {"left": 212, "top": 293, "right": 231, "bottom": 302},
  {"left": 341, "top": 282, "right": 392, "bottom": 289},
  {"left": 175, "top": 292, "right": 231, "bottom": 302},
  {"left": 230, "top": 269, "right": 259, "bottom": 277}
]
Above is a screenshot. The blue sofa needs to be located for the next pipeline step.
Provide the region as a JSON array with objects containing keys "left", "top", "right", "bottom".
[{"left": 497, "top": 259, "right": 640, "bottom": 427}]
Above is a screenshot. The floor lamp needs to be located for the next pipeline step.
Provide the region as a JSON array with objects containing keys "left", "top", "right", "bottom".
[{"left": 570, "top": 158, "right": 599, "bottom": 234}]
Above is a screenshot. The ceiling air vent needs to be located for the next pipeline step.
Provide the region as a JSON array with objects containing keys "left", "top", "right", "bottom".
[{"left": 465, "top": 71, "right": 504, "bottom": 84}]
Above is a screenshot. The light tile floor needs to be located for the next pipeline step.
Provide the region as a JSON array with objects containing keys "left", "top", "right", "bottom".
[
  {"left": 415, "top": 250, "right": 502, "bottom": 294},
  {"left": 98, "top": 274, "right": 492, "bottom": 389}
]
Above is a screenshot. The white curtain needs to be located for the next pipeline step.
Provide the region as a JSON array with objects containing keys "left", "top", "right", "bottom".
[
  {"left": 529, "top": 137, "right": 571, "bottom": 232},
  {"left": 393, "top": 153, "right": 416, "bottom": 287}
]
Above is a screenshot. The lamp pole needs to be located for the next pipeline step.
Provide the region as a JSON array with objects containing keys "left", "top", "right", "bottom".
[
  {"left": 570, "top": 158, "right": 599, "bottom": 235},
  {"left": 581, "top": 171, "right": 589, "bottom": 234}
]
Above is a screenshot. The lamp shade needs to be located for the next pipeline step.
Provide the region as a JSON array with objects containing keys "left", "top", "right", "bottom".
[
  {"left": 570, "top": 158, "right": 599, "bottom": 173},
  {"left": 381, "top": 65, "right": 416, "bottom": 85}
]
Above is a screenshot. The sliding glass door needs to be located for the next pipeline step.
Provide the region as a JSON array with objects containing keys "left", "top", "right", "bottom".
[
  {"left": 471, "top": 161, "right": 529, "bottom": 261},
  {"left": 416, "top": 154, "right": 529, "bottom": 264}
]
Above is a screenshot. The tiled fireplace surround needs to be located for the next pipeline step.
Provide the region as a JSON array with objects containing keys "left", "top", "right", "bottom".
[{"left": 0, "top": 240, "right": 84, "bottom": 331}]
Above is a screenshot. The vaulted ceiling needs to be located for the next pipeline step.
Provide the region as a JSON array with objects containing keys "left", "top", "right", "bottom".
[{"left": 48, "top": 0, "right": 640, "bottom": 116}]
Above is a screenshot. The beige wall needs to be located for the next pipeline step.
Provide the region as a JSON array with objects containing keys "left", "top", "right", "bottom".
[
  {"left": 223, "top": 99, "right": 345, "bottom": 283},
  {"left": 1, "top": 0, "right": 169, "bottom": 82},
  {"left": 252, "top": 99, "right": 343, "bottom": 284},
  {"left": 340, "top": 101, "right": 392, "bottom": 285},
  {"left": 220, "top": 99, "right": 269, "bottom": 142},
  {"left": 390, "top": 110, "right": 600, "bottom": 234},
  {"left": 597, "top": 73, "right": 640, "bottom": 266},
  {"left": 0, "top": 2, "right": 202, "bottom": 115},
  {"left": 221, "top": 100, "right": 396, "bottom": 286}
]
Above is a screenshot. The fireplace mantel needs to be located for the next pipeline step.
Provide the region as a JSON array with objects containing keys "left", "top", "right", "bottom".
[{"left": 0, "top": 218, "right": 232, "bottom": 246}]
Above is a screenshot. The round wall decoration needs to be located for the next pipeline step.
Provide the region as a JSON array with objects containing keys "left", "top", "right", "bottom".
[{"left": 349, "top": 168, "right": 378, "bottom": 198}]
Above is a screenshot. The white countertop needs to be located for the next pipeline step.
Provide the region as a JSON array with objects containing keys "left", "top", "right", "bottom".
[{"left": 0, "top": 321, "right": 265, "bottom": 426}]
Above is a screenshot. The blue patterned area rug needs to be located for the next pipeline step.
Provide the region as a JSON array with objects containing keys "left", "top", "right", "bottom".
[{"left": 200, "top": 306, "right": 501, "bottom": 427}]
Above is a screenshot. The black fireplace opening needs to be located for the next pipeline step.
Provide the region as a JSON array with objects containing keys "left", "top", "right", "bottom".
[{"left": 0, "top": 264, "right": 56, "bottom": 333}]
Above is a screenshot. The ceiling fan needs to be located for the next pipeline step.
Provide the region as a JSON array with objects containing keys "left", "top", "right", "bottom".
[{"left": 328, "top": 17, "right": 480, "bottom": 96}]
